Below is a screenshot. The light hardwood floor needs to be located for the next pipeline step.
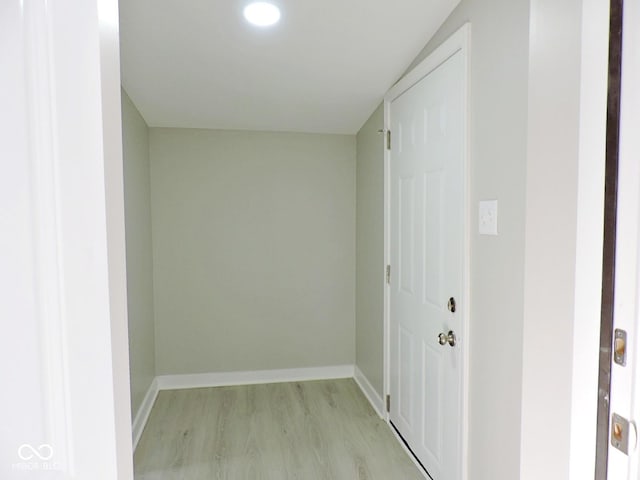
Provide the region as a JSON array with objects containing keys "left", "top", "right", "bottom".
[{"left": 134, "top": 379, "right": 426, "bottom": 479}]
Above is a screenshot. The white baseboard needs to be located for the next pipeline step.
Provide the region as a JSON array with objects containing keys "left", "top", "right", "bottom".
[
  {"left": 132, "top": 378, "right": 159, "bottom": 450},
  {"left": 354, "top": 365, "right": 385, "bottom": 418},
  {"left": 156, "top": 364, "right": 355, "bottom": 391},
  {"left": 134, "top": 363, "right": 412, "bottom": 470}
]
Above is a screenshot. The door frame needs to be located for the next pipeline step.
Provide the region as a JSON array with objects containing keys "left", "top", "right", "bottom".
[
  {"left": 600, "top": 0, "right": 640, "bottom": 477},
  {"left": 594, "top": 0, "right": 624, "bottom": 476},
  {"left": 383, "top": 23, "right": 471, "bottom": 480},
  {"left": 1, "top": 0, "right": 133, "bottom": 477}
]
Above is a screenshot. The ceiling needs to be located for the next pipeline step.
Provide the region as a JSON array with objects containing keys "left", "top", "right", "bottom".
[{"left": 119, "top": 0, "right": 460, "bottom": 135}]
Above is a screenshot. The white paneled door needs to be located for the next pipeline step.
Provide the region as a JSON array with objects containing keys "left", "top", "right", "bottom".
[{"left": 389, "top": 47, "right": 465, "bottom": 480}]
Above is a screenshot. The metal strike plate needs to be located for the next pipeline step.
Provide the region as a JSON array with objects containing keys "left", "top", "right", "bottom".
[
  {"left": 611, "top": 413, "right": 631, "bottom": 454},
  {"left": 614, "top": 329, "right": 627, "bottom": 366}
]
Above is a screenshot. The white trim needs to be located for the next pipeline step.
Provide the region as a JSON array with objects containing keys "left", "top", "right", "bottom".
[
  {"left": 24, "top": 0, "right": 73, "bottom": 471},
  {"left": 383, "top": 23, "right": 471, "bottom": 480},
  {"left": 10, "top": 0, "right": 133, "bottom": 476},
  {"left": 383, "top": 86, "right": 392, "bottom": 427},
  {"left": 132, "top": 379, "right": 159, "bottom": 451},
  {"left": 354, "top": 366, "right": 385, "bottom": 418},
  {"left": 568, "top": 0, "right": 608, "bottom": 477},
  {"left": 385, "top": 24, "right": 471, "bottom": 103},
  {"left": 460, "top": 24, "right": 472, "bottom": 480},
  {"left": 156, "top": 365, "right": 355, "bottom": 391}
]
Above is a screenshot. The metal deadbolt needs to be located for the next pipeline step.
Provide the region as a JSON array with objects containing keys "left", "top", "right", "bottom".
[
  {"left": 448, "top": 297, "right": 456, "bottom": 313},
  {"left": 438, "top": 330, "right": 457, "bottom": 347}
]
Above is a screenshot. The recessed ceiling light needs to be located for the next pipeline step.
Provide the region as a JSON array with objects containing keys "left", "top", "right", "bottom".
[{"left": 243, "top": 2, "right": 281, "bottom": 27}]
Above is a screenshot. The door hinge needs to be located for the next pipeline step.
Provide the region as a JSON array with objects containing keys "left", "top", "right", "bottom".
[
  {"left": 386, "top": 265, "right": 391, "bottom": 284},
  {"left": 386, "top": 130, "right": 391, "bottom": 150},
  {"left": 386, "top": 394, "right": 391, "bottom": 413}
]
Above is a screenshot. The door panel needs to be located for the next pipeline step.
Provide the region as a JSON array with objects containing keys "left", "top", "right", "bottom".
[
  {"left": 424, "top": 171, "right": 445, "bottom": 306},
  {"left": 399, "top": 326, "right": 414, "bottom": 429},
  {"left": 389, "top": 50, "right": 464, "bottom": 480},
  {"left": 399, "top": 176, "right": 417, "bottom": 295},
  {"left": 423, "top": 341, "right": 443, "bottom": 461}
]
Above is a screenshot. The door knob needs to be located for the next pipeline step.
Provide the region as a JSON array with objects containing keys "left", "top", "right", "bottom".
[{"left": 438, "top": 330, "right": 456, "bottom": 347}]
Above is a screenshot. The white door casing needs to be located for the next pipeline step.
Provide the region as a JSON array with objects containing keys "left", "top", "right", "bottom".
[
  {"left": 607, "top": 0, "right": 640, "bottom": 478},
  {"left": 384, "top": 25, "right": 470, "bottom": 480},
  {"left": 0, "top": 0, "right": 133, "bottom": 478}
]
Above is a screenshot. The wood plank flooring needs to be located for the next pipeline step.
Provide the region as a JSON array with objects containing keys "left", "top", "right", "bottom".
[{"left": 134, "top": 379, "right": 426, "bottom": 479}]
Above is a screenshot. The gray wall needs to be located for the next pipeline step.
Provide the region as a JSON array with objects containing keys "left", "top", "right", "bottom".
[
  {"left": 121, "top": 89, "right": 156, "bottom": 417},
  {"left": 520, "top": 0, "right": 606, "bottom": 477},
  {"left": 355, "top": 105, "right": 385, "bottom": 395},
  {"left": 355, "top": 1, "right": 530, "bottom": 478},
  {"left": 149, "top": 128, "right": 356, "bottom": 375}
]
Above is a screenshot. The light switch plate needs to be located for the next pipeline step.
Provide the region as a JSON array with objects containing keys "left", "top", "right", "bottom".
[{"left": 479, "top": 200, "right": 498, "bottom": 235}]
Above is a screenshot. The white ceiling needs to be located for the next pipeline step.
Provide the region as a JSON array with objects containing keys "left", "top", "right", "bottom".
[{"left": 119, "top": 0, "right": 460, "bottom": 135}]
